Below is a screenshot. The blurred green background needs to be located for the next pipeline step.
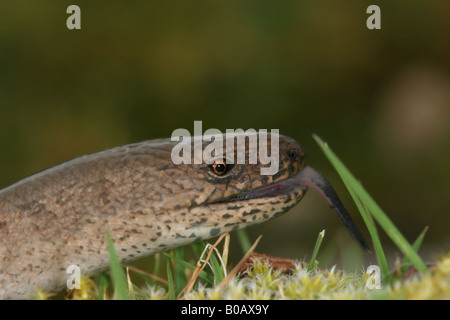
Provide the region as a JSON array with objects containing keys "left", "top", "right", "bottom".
[{"left": 1, "top": 1, "right": 449, "bottom": 270}]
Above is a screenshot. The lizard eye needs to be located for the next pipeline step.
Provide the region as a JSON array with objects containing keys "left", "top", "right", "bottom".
[{"left": 210, "top": 159, "right": 233, "bottom": 176}]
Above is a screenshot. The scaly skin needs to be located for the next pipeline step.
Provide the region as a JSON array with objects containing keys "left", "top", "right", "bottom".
[{"left": 0, "top": 133, "right": 367, "bottom": 299}]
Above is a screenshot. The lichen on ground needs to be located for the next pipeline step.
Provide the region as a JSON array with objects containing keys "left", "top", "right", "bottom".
[
  {"left": 61, "top": 252, "right": 450, "bottom": 300},
  {"left": 139, "top": 252, "right": 450, "bottom": 300}
]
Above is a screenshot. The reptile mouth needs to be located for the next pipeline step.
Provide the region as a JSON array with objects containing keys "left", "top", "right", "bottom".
[
  {"left": 215, "top": 165, "right": 371, "bottom": 252},
  {"left": 216, "top": 170, "right": 306, "bottom": 203}
]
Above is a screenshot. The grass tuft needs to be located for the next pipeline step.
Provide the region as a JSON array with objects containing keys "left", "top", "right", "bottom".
[
  {"left": 312, "top": 134, "right": 428, "bottom": 280},
  {"left": 106, "top": 231, "right": 131, "bottom": 300},
  {"left": 307, "top": 230, "right": 325, "bottom": 271}
]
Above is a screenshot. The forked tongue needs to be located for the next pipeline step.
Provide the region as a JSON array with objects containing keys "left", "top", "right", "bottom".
[{"left": 297, "top": 166, "right": 371, "bottom": 252}]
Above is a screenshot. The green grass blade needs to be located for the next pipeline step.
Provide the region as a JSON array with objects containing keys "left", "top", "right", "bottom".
[
  {"left": 311, "top": 135, "right": 391, "bottom": 281},
  {"left": 401, "top": 226, "right": 428, "bottom": 277},
  {"left": 151, "top": 253, "right": 162, "bottom": 286},
  {"left": 173, "top": 247, "right": 187, "bottom": 295},
  {"left": 97, "top": 272, "right": 109, "bottom": 300},
  {"left": 191, "top": 242, "right": 207, "bottom": 259},
  {"left": 236, "top": 229, "right": 251, "bottom": 254},
  {"left": 106, "top": 232, "right": 131, "bottom": 300},
  {"left": 190, "top": 241, "right": 225, "bottom": 283},
  {"left": 208, "top": 247, "right": 226, "bottom": 283},
  {"left": 346, "top": 185, "right": 392, "bottom": 283},
  {"left": 165, "top": 255, "right": 176, "bottom": 300},
  {"left": 307, "top": 230, "right": 325, "bottom": 271},
  {"left": 313, "top": 134, "right": 428, "bottom": 274},
  {"left": 163, "top": 252, "right": 215, "bottom": 284}
]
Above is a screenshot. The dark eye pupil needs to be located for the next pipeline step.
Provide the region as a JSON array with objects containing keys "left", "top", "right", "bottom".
[{"left": 215, "top": 163, "right": 226, "bottom": 173}]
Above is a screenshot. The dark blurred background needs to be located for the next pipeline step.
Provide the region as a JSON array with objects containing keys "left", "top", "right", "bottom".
[{"left": 1, "top": 1, "right": 449, "bottom": 271}]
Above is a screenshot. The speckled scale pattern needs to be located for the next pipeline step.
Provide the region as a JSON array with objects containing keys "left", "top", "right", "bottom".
[{"left": 0, "top": 133, "right": 306, "bottom": 299}]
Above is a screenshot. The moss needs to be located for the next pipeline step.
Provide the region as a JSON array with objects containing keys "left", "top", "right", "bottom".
[
  {"left": 387, "top": 252, "right": 450, "bottom": 300},
  {"left": 64, "top": 276, "right": 98, "bottom": 300},
  {"left": 160, "top": 252, "right": 450, "bottom": 300},
  {"left": 55, "top": 251, "right": 450, "bottom": 300}
]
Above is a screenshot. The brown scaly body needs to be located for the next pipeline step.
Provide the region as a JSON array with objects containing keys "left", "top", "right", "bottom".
[{"left": 0, "top": 133, "right": 366, "bottom": 299}]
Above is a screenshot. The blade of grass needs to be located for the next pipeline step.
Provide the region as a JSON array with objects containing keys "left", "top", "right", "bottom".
[
  {"left": 191, "top": 242, "right": 207, "bottom": 259},
  {"left": 208, "top": 247, "right": 225, "bottom": 283},
  {"left": 188, "top": 235, "right": 229, "bottom": 285},
  {"left": 313, "top": 135, "right": 428, "bottom": 274},
  {"left": 97, "top": 272, "right": 109, "bottom": 300},
  {"left": 314, "top": 234, "right": 338, "bottom": 267},
  {"left": 124, "top": 264, "right": 168, "bottom": 285},
  {"left": 163, "top": 252, "right": 214, "bottom": 284},
  {"left": 236, "top": 229, "right": 252, "bottom": 254},
  {"left": 222, "top": 233, "right": 230, "bottom": 269},
  {"left": 151, "top": 253, "right": 162, "bottom": 286},
  {"left": 400, "top": 226, "right": 428, "bottom": 277},
  {"left": 166, "top": 255, "right": 175, "bottom": 300},
  {"left": 173, "top": 247, "right": 187, "bottom": 295},
  {"left": 106, "top": 232, "right": 131, "bottom": 300},
  {"left": 311, "top": 134, "right": 391, "bottom": 281},
  {"left": 346, "top": 184, "right": 392, "bottom": 283},
  {"left": 178, "top": 233, "right": 229, "bottom": 298},
  {"left": 307, "top": 230, "right": 325, "bottom": 271},
  {"left": 219, "top": 235, "right": 262, "bottom": 287}
]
